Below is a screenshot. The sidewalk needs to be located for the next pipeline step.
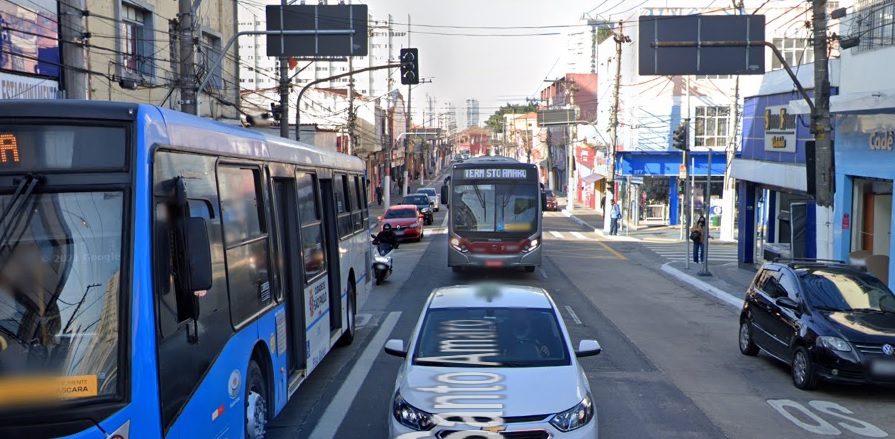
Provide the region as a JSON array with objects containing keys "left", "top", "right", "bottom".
[{"left": 560, "top": 199, "right": 756, "bottom": 310}]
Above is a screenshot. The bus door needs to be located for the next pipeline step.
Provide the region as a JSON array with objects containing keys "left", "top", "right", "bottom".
[
  {"left": 272, "top": 178, "right": 306, "bottom": 372},
  {"left": 318, "top": 178, "right": 343, "bottom": 336}
]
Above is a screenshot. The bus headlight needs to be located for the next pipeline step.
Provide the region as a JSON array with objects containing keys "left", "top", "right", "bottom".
[
  {"left": 450, "top": 238, "right": 469, "bottom": 253},
  {"left": 522, "top": 238, "right": 540, "bottom": 253}
]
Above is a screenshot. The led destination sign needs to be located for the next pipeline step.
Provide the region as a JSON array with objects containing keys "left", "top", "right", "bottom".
[
  {"left": 0, "top": 125, "right": 127, "bottom": 173},
  {"left": 462, "top": 168, "right": 528, "bottom": 179}
]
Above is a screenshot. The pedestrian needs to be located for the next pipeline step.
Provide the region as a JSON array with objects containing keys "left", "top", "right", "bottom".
[
  {"left": 375, "top": 185, "right": 383, "bottom": 206},
  {"left": 609, "top": 199, "right": 621, "bottom": 235},
  {"left": 690, "top": 215, "right": 710, "bottom": 263}
]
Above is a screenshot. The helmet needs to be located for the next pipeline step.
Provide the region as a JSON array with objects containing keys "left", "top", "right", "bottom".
[{"left": 383, "top": 223, "right": 392, "bottom": 231}]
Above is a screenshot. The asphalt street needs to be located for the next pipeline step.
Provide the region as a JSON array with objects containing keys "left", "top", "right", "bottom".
[{"left": 266, "top": 207, "right": 895, "bottom": 439}]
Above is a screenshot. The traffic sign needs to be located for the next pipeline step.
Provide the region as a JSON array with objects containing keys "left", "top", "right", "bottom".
[
  {"left": 711, "top": 205, "right": 722, "bottom": 215},
  {"left": 679, "top": 164, "right": 687, "bottom": 179}
]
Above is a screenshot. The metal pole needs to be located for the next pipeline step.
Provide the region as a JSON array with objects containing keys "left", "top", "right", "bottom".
[
  {"left": 403, "top": 15, "right": 412, "bottom": 197},
  {"left": 384, "top": 14, "right": 394, "bottom": 208},
  {"left": 699, "top": 149, "right": 713, "bottom": 276},
  {"left": 604, "top": 21, "right": 624, "bottom": 232},
  {"left": 685, "top": 76, "right": 691, "bottom": 269}
]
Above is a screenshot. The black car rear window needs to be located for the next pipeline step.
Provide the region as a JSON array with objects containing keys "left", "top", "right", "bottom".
[{"left": 403, "top": 195, "right": 429, "bottom": 205}]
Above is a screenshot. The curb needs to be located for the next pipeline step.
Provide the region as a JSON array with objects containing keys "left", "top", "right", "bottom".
[{"left": 660, "top": 263, "right": 744, "bottom": 310}]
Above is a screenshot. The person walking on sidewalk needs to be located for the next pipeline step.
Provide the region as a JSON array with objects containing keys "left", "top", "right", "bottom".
[
  {"left": 375, "top": 185, "right": 383, "bottom": 205},
  {"left": 609, "top": 199, "right": 621, "bottom": 235},
  {"left": 690, "top": 216, "right": 710, "bottom": 263}
]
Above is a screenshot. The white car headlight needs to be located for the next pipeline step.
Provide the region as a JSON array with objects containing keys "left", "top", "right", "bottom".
[
  {"left": 549, "top": 394, "right": 594, "bottom": 432},
  {"left": 817, "top": 336, "right": 852, "bottom": 352},
  {"left": 409, "top": 223, "right": 419, "bottom": 228},
  {"left": 393, "top": 392, "right": 435, "bottom": 431},
  {"left": 421, "top": 207, "right": 430, "bottom": 213}
]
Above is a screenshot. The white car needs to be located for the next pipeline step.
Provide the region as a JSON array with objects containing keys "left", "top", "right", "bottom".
[
  {"left": 417, "top": 187, "right": 439, "bottom": 212},
  {"left": 384, "top": 285, "right": 601, "bottom": 439}
]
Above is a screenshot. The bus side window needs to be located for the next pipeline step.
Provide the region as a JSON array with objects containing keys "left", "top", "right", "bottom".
[{"left": 296, "top": 172, "right": 326, "bottom": 280}]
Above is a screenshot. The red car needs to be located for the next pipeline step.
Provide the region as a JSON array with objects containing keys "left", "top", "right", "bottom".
[
  {"left": 545, "top": 189, "right": 559, "bottom": 211},
  {"left": 379, "top": 205, "right": 425, "bottom": 242}
]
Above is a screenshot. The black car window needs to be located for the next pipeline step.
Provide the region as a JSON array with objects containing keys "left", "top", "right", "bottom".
[
  {"left": 799, "top": 269, "right": 895, "bottom": 312},
  {"left": 756, "top": 269, "right": 781, "bottom": 297},
  {"left": 779, "top": 271, "right": 801, "bottom": 301},
  {"left": 403, "top": 195, "right": 429, "bottom": 205}
]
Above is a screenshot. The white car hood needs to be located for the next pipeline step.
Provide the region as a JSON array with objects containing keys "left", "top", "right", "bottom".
[{"left": 398, "top": 364, "right": 588, "bottom": 417}]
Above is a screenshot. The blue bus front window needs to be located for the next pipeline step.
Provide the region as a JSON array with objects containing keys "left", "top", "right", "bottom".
[
  {"left": 452, "top": 183, "right": 538, "bottom": 234},
  {"left": 0, "top": 191, "right": 124, "bottom": 406}
]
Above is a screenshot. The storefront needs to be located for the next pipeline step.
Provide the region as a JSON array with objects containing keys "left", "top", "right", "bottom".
[
  {"left": 731, "top": 94, "right": 817, "bottom": 267},
  {"left": 832, "top": 113, "right": 895, "bottom": 286},
  {"left": 616, "top": 150, "right": 726, "bottom": 226}
]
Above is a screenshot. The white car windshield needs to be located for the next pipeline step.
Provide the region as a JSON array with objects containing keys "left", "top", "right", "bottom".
[{"left": 412, "top": 307, "right": 571, "bottom": 367}]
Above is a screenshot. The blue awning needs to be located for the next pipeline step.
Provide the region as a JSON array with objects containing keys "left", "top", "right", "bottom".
[{"left": 617, "top": 151, "right": 729, "bottom": 177}]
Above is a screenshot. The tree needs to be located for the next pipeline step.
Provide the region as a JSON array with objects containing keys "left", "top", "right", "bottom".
[{"left": 484, "top": 100, "right": 539, "bottom": 134}]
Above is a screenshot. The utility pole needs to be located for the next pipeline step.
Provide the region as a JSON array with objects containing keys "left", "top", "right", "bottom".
[
  {"left": 812, "top": 0, "right": 834, "bottom": 207},
  {"left": 604, "top": 21, "right": 625, "bottom": 233},
  {"left": 60, "top": 0, "right": 88, "bottom": 100},
  {"left": 178, "top": 0, "right": 197, "bottom": 115},
  {"left": 278, "top": 1, "right": 290, "bottom": 138},
  {"left": 403, "top": 15, "right": 412, "bottom": 197},
  {"left": 383, "top": 14, "right": 394, "bottom": 208},
  {"left": 348, "top": 54, "right": 356, "bottom": 155},
  {"left": 567, "top": 83, "right": 577, "bottom": 213},
  {"left": 721, "top": 0, "right": 745, "bottom": 241}
]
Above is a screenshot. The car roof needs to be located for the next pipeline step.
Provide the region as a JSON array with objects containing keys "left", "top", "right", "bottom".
[
  {"left": 427, "top": 285, "right": 554, "bottom": 309},
  {"left": 387, "top": 204, "right": 418, "bottom": 210},
  {"left": 418, "top": 188, "right": 436, "bottom": 193}
]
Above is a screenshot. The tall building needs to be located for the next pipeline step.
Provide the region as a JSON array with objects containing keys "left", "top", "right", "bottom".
[
  {"left": 438, "top": 102, "right": 458, "bottom": 135},
  {"left": 465, "top": 99, "right": 480, "bottom": 128},
  {"left": 236, "top": 2, "right": 402, "bottom": 114},
  {"left": 565, "top": 21, "right": 598, "bottom": 74}
]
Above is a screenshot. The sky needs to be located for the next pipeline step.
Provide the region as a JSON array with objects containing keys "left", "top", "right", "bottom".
[{"left": 360, "top": 0, "right": 622, "bottom": 126}]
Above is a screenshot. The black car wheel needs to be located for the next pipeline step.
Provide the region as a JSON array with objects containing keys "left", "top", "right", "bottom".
[
  {"left": 738, "top": 320, "right": 760, "bottom": 356},
  {"left": 791, "top": 346, "right": 819, "bottom": 390}
]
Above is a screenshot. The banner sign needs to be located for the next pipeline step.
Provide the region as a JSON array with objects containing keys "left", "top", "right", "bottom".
[
  {"left": 463, "top": 168, "right": 528, "bottom": 179},
  {"left": 764, "top": 105, "right": 797, "bottom": 153}
]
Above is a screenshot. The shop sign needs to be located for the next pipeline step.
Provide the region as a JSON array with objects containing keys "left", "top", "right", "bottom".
[
  {"left": 764, "top": 105, "right": 797, "bottom": 153},
  {"left": 869, "top": 130, "right": 894, "bottom": 151},
  {"left": 0, "top": 72, "right": 58, "bottom": 100}
]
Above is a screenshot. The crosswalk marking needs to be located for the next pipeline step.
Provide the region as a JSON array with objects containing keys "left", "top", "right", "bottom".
[
  {"left": 640, "top": 242, "right": 738, "bottom": 263},
  {"left": 549, "top": 231, "right": 564, "bottom": 239},
  {"left": 571, "top": 231, "right": 587, "bottom": 240}
]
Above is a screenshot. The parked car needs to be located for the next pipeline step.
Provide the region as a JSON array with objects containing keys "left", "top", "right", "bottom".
[
  {"left": 738, "top": 259, "right": 895, "bottom": 390},
  {"left": 402, "top": 194, "right": 434, "bottom": 225},
  {"left": 416, "top": 187, "right": 439, "bottom": 212},
  {"left": 545, "top": 189, "right": 559, "bottom": 211},
  {"left": 384, "top": 284, "right": 602, "bottom": 438},
  {"left": 379, "top": 205, "right": 425, "bottom": 242}
]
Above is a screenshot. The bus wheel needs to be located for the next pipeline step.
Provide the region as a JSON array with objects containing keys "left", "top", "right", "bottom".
[
  {"left": 245, "top": 361, "right": 268, "bottom": 439},
  {"left": 337, "top": 284, "right": 356, "bottom": 347}
]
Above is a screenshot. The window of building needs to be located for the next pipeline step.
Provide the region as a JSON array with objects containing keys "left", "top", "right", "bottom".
[
  {"left": 201, "top": 32, "right": 223, "bottom": 89},
  {"left": 694, "top": 106, "right": 730, "bottom": 147},
  {"left": 854, "top": 0, "right": 895, "bottom": 51},
  {"left": 121, "top": 3, "right": 153, "bottom": 77},
  {"left": 771, "top": 37, "right": 814, "bottom": 69}
]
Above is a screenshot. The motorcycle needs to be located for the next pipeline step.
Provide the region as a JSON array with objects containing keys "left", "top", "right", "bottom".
[{"left": 371, "top": 236, "right": 396, "bottom": 285}]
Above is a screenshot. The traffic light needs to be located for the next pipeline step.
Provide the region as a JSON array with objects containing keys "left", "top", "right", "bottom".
[
  {"left": 400, "top": 48, "right": 419, "bottom": 85},
  {"left": 672, "top": 119, "right": 689, "bottom": 151},
  {"left": 270, "top": 103, "right": 282, "bottom": 122}
]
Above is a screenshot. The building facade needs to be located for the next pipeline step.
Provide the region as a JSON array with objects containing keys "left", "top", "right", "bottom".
[
  {"left": 465, "top": 99, "right": 479, "bottom": 128},
  {"left": 84, "top": 0, "right": 238, "bottom": 119}
]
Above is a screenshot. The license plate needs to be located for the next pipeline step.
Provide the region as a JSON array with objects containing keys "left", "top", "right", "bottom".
[
  {"left": 485, "top": 260, "right": 503, "bottom": 267},
  {"left": 870, "top": 359, "right": 895, "bottom": 378},
  {"left": 395, "top": 230, "right": 404, "bottom": 236}
]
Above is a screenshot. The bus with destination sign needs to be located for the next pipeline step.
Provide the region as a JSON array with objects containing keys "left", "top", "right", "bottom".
[
  {"left": 0, "top": 100, "right": 370, "bottom": 439},
  {"left": 440, "top": 156, "right": 545, "bottom": 273}
]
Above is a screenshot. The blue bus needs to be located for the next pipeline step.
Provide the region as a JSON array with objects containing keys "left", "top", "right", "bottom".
[{"left": 0, "top": 101, "right": 372, "bottom": 438}]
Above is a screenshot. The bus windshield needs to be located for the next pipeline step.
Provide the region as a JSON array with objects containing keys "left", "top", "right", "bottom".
[
  {"left": 0, "top": 190, "right": 124, "bottom": 406},
  {"left": 452, "top": 182, "right": 538, "bottom": 234}
]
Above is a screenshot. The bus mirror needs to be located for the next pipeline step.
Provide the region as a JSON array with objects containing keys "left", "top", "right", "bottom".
[
  {"left": 185, "top": 217, "right": 213, "bottom": 292},
  {"left": 541, "top": 192, "right": 548, "bottom": 211},
  {"left": 441, "top": 185, "right": 448, "bottom": 205}
]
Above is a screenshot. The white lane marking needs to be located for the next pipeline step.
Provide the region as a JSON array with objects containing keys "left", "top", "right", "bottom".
[
  {"left": 564, "top": 305, "right": 582, "bottom": 325},
  {"left": 441, "top": 210, "right": 449, "bottom": 227},
  {"left": 767, "top": 399, "right": 888, "bottom": 437},
  {"left": 308, "top": 312, "right": 402, "bottom": 439},
  {"left": 570, "top": 231, "right": 588, "bottom": 240},
  {"left": 538, "top": 267, "right": 549, "bottom": 279},
  {"left": 549, "top": 231, "right": 564, "bottom": 239}
]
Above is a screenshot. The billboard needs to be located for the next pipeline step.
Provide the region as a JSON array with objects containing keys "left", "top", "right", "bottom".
[
  {"left": 639, "top": 15, "right": 765, "bottom": 76},
  {"left": 0, "top": 0, "right": 59, "bottom": 78},
  {"left": 266, "top": 5, "right": 368, "bottom": 57},
  {"left": 0, "top": 71, "right": 58, "bottom": 99}
]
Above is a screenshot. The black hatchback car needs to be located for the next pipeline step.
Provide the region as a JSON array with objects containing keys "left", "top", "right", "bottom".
[
  {"left": 739, "top": 260, "right": 895, "bottom": 390},
  {"left": 401, "top": 194, "right": 433, "bottom": 225}
]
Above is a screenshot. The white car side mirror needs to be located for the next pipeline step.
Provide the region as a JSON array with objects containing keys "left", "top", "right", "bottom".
[
  {"left": 575, "top": 340, "right": 602, "bottom": 357},
  {"left": 384, "top": 339, "right": 407, "bottom": 357}
]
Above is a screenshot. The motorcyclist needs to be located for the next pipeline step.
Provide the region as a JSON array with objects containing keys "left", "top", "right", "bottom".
[{"left": 372, "top": 224, "right": 400, "bottom": 253}]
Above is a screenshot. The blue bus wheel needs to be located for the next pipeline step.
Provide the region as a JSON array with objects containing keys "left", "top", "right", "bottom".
[{"left": 246, "top": 361, "right": 268, "bottom": 439}]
